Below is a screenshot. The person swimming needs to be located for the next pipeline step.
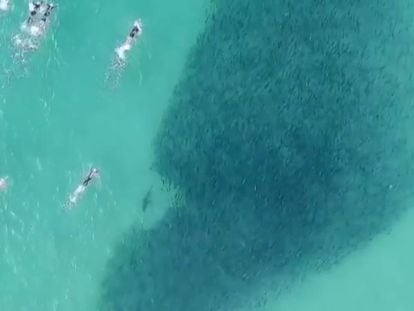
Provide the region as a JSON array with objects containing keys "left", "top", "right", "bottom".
[
  {"left": 40, "top": 3, "right": 54, "bottom": 22},
  {"left": 0, "top": 0, "right": 11, "bottom": 11},
  {"left": 129, "top": 20, "right": 143, "bottom": 39},
  {"left": 0, "top": 176, "right": 8, "bottom": 192},
  {"left": 27, "top": 1, "right": 43, "bottom": 23},
  {"left": 82, "top": 168, "right": 99, "bottom": 187},
  {"left": 115, "top": 19, "right": 143, "bottom": 62},
  {"left": 68, "top": 168, "right": 100, "bottom": 207},
  {"left": 23, "top": 2, "right": 54, "bottom": 37}
]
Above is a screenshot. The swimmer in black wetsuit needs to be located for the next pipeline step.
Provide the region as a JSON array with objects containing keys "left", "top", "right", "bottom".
[
  {"left": 40, "top": 3, "right": 54, "bottom": 22},
  {"left": 129, "top": 22, "right": 142, "bottom": 39},
  {"left": 0, "top": 0, "right": 11, "bottom": 11},
  {"left": 82, "top": 168, "right": 99, "bottom": 187},
  {"left": 67, "top": 168, "right": 100, "bottom": 208},
  {"left": 115, "top": 19, "right": 143, "bottom": 61},
  {"left": 27, "top": 1, "right": 43, "bottom": 23}
]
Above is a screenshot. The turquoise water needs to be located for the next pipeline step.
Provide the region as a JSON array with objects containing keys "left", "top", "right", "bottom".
[
  {"left": 0, "top": 0, "right": 207, "bottom": 309},
  {"left": 237, "top": 209, "right": 414, "bottom": 311},
  {"left": 2, "top": 1, "right": 414, "bottom": 311}
]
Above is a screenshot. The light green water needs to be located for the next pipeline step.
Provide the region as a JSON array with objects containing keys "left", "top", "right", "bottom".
[
  {"left": 3, "top": 1, "right": 414, "bottom": 311},
  {"left": 0, "top": 0, "right": 207, "bottom": 310},
  {"left": 239, "top": 207, "right": 414, "bottom": 311}
]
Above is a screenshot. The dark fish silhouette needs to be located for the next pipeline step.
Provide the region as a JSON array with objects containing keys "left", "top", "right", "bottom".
[{"left": 141, "top": 187, "right": 153, "bottom": 212}]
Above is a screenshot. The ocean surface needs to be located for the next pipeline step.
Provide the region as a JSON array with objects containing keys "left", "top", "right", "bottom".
[
  {"left": 1, "top": 1, "right": 414, "bottom": 311},
  {"left": 0, "top": 0, "right": 207, "bottom": 309}
]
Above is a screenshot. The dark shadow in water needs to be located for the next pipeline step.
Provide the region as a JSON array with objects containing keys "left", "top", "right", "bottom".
[{"left": 100, "top": 0, "right": 414, "bottom": 310}]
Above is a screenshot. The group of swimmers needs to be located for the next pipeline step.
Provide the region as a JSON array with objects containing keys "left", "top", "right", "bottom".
[
  {"left": 0, "top": 2, "right": 145, "bottom": 207},
  {"left": 2, "top": 1, "right": 144, "bottom": 65},
  {"left": 6, "top": 1, "right": 55, "bottom": 51}
]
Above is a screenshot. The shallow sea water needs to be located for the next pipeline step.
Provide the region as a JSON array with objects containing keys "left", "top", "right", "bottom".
[
  {"left": 0, "top": 0, "right": 207, "bottom": 309},
  {"left": 1, "top": 1, "right": 414, "bottom": 311}
]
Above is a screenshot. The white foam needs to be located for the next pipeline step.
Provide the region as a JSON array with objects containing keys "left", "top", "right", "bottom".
[
  {"left": 29, "top": 24, "right": 44, "bottom": 37},
  {"left": 68, "top": 184, "right": 86, "bottom": 207},
  {"left": 113, "top": 20, "right": 143, "bottom": 62},
  {"left": 0, "top": 176, "right": 9, "bottom": 192},
  {"left": 13, "top": 34, "right": 38, "bottom": 51},
  {"left": 115, "top": 43, "right": 132, "bottom": 61},
  {"left": 0, "top": 0, "right": 10, "bottom": 11},
  {"left": 66, "top": 169, "right": 100, "bottom": 208}
]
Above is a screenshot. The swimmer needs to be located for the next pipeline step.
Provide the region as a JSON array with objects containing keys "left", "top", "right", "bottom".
[
  {"left": 68, "top": 168, "right": 100, "bottom": 207},
  {"left": 0, "top": 0, "right": 11, "bottom": 11},
  {"left": 40, "top": 2, "right": 54, "bottom": 22},
  {"left": 23, "top": 2, "right": 54, "bottom": 37},
  {"left": 129, "top": 19, "right": 143, "bottom": 39},
  {"left": 31, "top": 3, "right": 54, "bottom": 36},
  {"left": 115, "top": 19, "right": 143, "bottom": 62},
  {"left": 27, "top": 1, "right": 43, "bottom": 23},
  {"left": 0, "top": 177, "right": 8, "bottom": 192}
]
